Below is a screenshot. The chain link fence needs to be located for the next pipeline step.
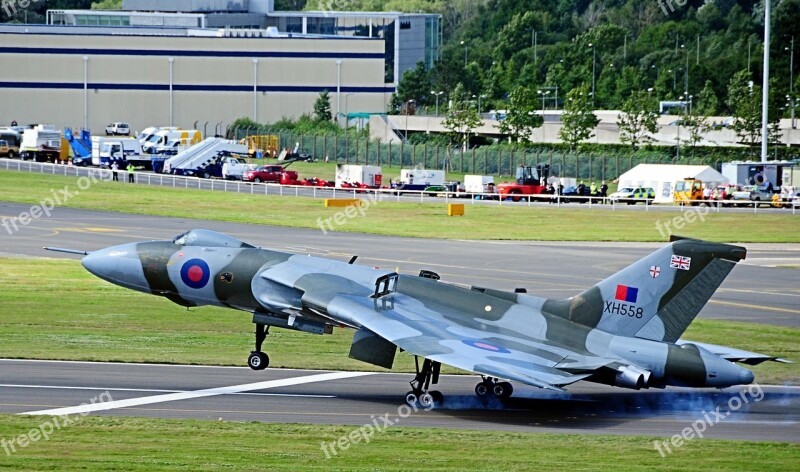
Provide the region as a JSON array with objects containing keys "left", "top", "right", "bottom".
[{"left": 226, "top": 125, "right": 781, "bottom": 181}]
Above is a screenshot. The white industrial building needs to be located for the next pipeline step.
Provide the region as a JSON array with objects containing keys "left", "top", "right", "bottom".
[
  {"left": 617, "top": 164, "right": 727, "bottom": 204},
  {"left": 0, "top": 0, "right": 441, "bottom": 135}
]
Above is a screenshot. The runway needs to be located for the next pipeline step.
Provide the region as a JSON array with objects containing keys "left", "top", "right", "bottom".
[
  {"left": 1, "top": 202, "right": 798, "bottom": 328},
  {"left": 2, "top": 359, "right": 798, "bottom": 442},
  {"left": 1, "top": 203, "right": 798, "bottom": 442}
]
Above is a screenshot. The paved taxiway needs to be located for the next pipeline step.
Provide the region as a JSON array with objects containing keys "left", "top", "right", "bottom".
[
  {"left": 1, "top": 359, "right": 798, "bottom": 442},
  {"left": 1, "top": 202, "right": 798, "bottom": 328}
]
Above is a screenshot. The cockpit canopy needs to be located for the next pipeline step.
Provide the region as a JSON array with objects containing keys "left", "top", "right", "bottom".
[{"left": 172, "top": 230, "right": 254, "bottom": 248}]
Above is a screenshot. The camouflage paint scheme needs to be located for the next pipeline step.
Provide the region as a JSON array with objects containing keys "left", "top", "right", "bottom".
[{"left": 79, "top": 230, "right": 787, "bottom": 399}]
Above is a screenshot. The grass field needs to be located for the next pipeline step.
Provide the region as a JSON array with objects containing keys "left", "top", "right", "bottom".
[
  {"left": 1, "top": 258, "right": 797, "bottom": 384},
  {"left": 0, "top": 415, "right": 796, "bottom": 471},
  {"left": 1, "top": 170, "right": 799, "bottom": 242}
]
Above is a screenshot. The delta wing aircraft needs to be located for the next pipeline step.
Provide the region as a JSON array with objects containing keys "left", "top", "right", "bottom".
[{"left": 47, "top": 231, "right": 787, "bottom": 407}]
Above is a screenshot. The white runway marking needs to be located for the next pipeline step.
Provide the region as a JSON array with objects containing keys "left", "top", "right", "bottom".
[
  {"left": 0, "top": 383, "right": 335, "bottom": 398},
  {"left": 21, "top": 371, "right": 372, "bottom": 416}
]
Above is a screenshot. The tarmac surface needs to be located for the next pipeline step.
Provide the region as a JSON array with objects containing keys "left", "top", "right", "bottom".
[
  {"left": 1, "top": 359, "right": 798, "bottom": 443},
  {"left": 0, "top": 203, "right": 798, "bottom": 442}
]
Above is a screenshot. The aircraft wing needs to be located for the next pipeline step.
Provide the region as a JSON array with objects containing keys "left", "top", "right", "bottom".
[{"left": 298, "top": 274, "right": 608, "bottom": 391}]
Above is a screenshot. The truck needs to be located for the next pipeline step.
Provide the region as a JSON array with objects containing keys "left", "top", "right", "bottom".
[
  {"left": 391, "top": 169, "right": 445, "bottom": 192},
  {"left": 673, "top": 178, "right": 705, "bottom": 205},
  {"left": 496, "top": 164, "right": 550, "bottom": 201},
  {"left": 335, "top": 165, "right": 382, "bottom": 188},
  {"left": 99, "top": 138, "right": 145, "bottom": 168},
  {"left": 463, "top": 175, "right": 495, "bottom": 197},
  {"left": 19, "top": 125, "right": 61, "bottom": 162},
  {"left": 142, "top": 129, "right": 202, "bottom": 154},
  {"left": 0, "top": 128, "right": 21, "bottom": 158}
]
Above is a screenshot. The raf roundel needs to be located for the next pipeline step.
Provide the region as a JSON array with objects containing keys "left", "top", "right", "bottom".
[
  {"left": 180, "top": 259, "right": 210, "bottom": 289},
  {"left": 462, "top": 339, "right": 511, "bottom": 354}
]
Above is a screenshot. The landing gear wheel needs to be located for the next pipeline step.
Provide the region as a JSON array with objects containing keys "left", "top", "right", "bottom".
[
  {"left": 493, "top": 382, "right": 513, "bottom": 399},
  {"left": 429, "top": 390, "right": 444, "bottom": 405},
  {"left": 475, "top": 382, "right": 491, "bottom": 398},
  {"left": 405, "top": 391, "right": 419, "bottom": 407},
  {"left": 248, "top": 351, "right": 269, "bottom": 370},
  {"left": 419, "top": 392, "right": 435, "bottom": 408}
]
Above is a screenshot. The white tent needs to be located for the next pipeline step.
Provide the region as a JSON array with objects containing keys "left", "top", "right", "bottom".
[{"left": 617, "top": 164, "right": 728, "bottom": 204}]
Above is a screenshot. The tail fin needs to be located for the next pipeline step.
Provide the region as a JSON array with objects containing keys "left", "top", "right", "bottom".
[{"left": 542, "top": 238, "right": 746, "bottom": 342}]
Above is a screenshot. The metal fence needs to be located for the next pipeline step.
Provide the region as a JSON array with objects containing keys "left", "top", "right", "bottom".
[
  {"left": 226, "top": 125, "right": 756, "bottom": 181},
  {"left": 3, "top": 158, "right": 796, "bottom": 215}
]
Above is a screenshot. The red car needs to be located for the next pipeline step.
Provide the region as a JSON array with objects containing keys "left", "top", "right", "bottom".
[{"left": 243, "top": 165, "right": 298, "bottom": 184}]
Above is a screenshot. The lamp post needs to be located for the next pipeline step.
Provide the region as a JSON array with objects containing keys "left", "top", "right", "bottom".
[
  {"left": 788, "top": 95, "right": 798, "bottom": 129},
  {"left": 681, "top": 43, "right": 689, "bottom": 97},
  {"left": 588, "top": 42, "right": 596, "bottom": 107},
  {"left": 787, "top": 36, "right": 795, "bottom": 96},
  {"left": 472, "top": 94, "right": 487, "bottom": 112},
  {"left": 461, "top": 41, "right": 468, "bottom": 67},
  {"left": 537, "top": 89, "right": 550, "bottom": 113},
  {"left": 344, "top": 92, "right": 355, "bottom": 130},
  {"left": 431, "top": 91, "right": 444, "bottom": 116}
]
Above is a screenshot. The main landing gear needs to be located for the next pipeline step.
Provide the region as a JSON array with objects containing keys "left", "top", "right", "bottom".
[
  {"left": 405, "top": 356, "right": 444, "bottom": 408},
  {"left": 247, "top": 323, "right": 270, "bottom": 370},
  {"left": 475, "top": 376, "right": 513, "bottom": 400}
]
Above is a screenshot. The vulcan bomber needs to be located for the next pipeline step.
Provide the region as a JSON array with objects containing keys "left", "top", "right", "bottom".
[{"left": 47, "top": 231, "right": 788, "bottom": 407}]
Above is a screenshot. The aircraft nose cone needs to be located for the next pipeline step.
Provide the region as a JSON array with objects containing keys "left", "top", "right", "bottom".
[{"left": 82, "top": 243, "right": 150, "bottom": 293}]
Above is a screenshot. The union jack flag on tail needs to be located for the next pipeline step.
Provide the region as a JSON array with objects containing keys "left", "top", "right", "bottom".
[{"left": 670, "top": 255, "right": 691, "bottom": 270}]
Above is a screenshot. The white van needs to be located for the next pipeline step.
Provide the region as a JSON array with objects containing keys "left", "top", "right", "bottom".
[{"left": 105, "top": 122, "right": 130, "bottom": 136}]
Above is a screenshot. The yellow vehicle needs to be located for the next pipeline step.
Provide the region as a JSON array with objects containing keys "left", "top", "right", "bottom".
[
  {"left": 240, "top": 135, "right": 279, "bottom": 158},
  {"left": 674, "top": 178, "right": 704, "bottom": 205}
]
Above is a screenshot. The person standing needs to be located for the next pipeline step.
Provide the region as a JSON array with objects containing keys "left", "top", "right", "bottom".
[
  {"left": 126, "top": 163, "right": 135, "bottom": 183},
  {"left": 111, "top": 162, "right": 119, "bottom": 182}
]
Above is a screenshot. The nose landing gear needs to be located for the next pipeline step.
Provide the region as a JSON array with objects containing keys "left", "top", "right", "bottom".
[{"left": 247, "top": 323, "right": 270, "bottom": 370}]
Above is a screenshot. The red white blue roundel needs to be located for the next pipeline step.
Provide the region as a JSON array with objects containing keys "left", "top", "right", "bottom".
[
  {"left": 180, "top": 259, "right": 210, "bottom": 289},
  {"left": 462, "top": 339, "right": 511, "bottom": 354}
]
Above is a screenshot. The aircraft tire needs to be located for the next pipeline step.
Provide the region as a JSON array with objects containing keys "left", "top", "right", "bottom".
[
  {"left": 248, "top": 351, "right": 269, "bottom": 370},
  {"left": 405, "top": 391, "right": 418, "bottom": 407},
  {"left": 494, "top": 382, "right": 513, "bottom": 399},
  {"left": 475, "top": 382, "right": 490, "bottom": 398}
]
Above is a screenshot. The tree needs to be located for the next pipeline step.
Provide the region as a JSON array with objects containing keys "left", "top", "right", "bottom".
[
  {"left": 559, "top": 84, "right": 599, "bottom": 150},
  {"left": 313, "top": 90, "right": 333, "bottom": 123},
  {"left": 441, "top": 83, "right": 483, "bottom": 151},
  {"left": 496, "top": 86, "right": 543, "bottom": 143},
  {"left": 726, "top": 70, "right": 782, "bottom": 149},
  {"left": 617, "top": 90, "right": 659, "bottom": 150},
  {"left": 681, "top": 107, "right": 711, "bottom": 152},
  {"left": 696, "top": 80, "right": 719, "bottom": 116}
]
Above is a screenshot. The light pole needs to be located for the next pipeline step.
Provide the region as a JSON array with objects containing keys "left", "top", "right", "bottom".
[
  {"left": 336, "top": 60, "right": 342, "bottom": 125},
  {"left": 681, "top": 43, "right": 689, "bottom": 97},
  {"left": 537, "top": 89, "right": 549, "bottom": 113},
  {"left": 787, "top": 95, "right": 798, "bottom": 129},
  {"left": 787, "top": 36, "right": 795, "bottom": 96},
  {"left": 588, "top": 43, "right": 596, "bottom": 107},
  {"left": 472, "top": 94, "right": 487, "bottom": 112},
  {"left": 344, "top": 92, "right": 355, "bottom": 130},
  {"left": 431, "top": 91, "right": 444, "bottom": 116},
  {"left": 461, "top": 41, "right": 468, "bottom": 67}
]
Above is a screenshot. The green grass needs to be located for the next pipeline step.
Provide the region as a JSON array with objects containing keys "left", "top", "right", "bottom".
[
  {"left": 0, "top": 415, "right": 796, "bottom": 471},
  {"left": 1, "top": 258, "right": 797, "bottom": 384},
  {"left": 1, "top": 170, "right": 798, "bottom": 242}
]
